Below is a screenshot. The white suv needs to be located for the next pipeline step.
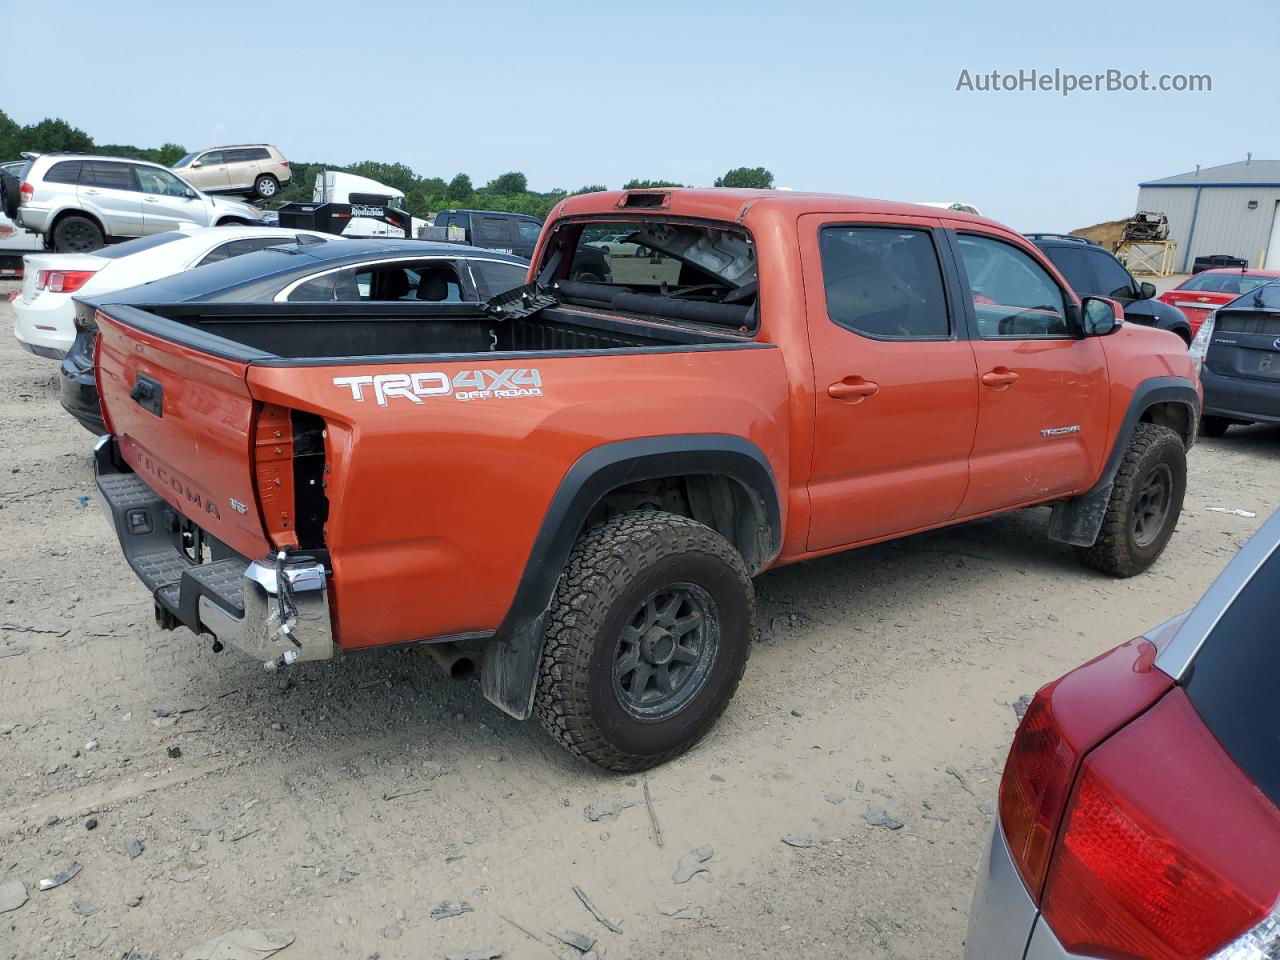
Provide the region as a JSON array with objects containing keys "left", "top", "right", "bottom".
[{"left": 11, "top": 154, "right": 262, "bottom": 253}]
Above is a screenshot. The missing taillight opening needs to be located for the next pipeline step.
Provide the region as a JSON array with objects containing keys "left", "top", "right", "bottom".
[{"left": 253, "top": 405, "right": 329, "bottom": 551}]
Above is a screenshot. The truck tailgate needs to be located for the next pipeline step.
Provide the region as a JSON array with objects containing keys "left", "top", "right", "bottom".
[{"left": 95, "top": 306, "right": 271, "bottom": 560}]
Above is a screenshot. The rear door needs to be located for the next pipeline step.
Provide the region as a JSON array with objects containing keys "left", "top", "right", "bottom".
[
  {"left": 78, "top": 161, "right": 145, "bottom": 237},
  {"left": 222, "top": 149, "right": 259, "bottom": 191},
  {"left": 800, "top": 213, "right": 979, "bottom": 550},
  {"left": 95, "top": 306, "right": 270, "bottom": 559},
  {"left": 949, "top": 228, "right": 1109, "bottom": 513}
]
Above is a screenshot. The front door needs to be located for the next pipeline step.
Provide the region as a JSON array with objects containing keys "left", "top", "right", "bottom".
[
  {"left": 77, "top": 161, "right": 144, "bottom": 237},
  {"left": 801, "top": 214, "right": 979, "bottom": 551},
  {"left": 189, "top": 150, "right": 231, "bottom": 192},
  {"left": 949, "top": 230, "right": 1109, "bottom": 515},
  {"left": 136, "top": 166, "right": 206, "bottom": 233}
]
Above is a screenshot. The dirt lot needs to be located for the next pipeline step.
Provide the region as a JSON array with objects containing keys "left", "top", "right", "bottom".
[{"left": 1, "top": 282, "right": 1276, "bottom": 960}]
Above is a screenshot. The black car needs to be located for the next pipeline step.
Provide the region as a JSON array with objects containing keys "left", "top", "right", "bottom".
[
  {"left": 1028, "top": 234, "right": 1192, "bottom": 344},
  {"left": 1194, "top": 278, "right": 1280, "bottom": 437},
  {"left": 61, "top": 238, "right": 530, "bottom": 433}
]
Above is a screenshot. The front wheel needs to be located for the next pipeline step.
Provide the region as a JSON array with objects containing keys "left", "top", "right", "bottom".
[
  {"left": 254, "top": 175, "right": 279, "bottom": 200},
  {"left": 1076, "top": 423, "right": 1186, "bottom": 577},
  {"left": 215, "top": 218, "right": 248, "bottom": 227},
  {"left": 535, "top": 511, "right": 754, "bottom": 772}
]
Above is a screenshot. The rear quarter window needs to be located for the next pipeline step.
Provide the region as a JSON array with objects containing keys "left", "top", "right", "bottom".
[
  {"left": 44, "top": 160, "right": 84, "bottom": 185},
  {"left": 1185, "top": 547, "right": 1280, "bottom": 806}
]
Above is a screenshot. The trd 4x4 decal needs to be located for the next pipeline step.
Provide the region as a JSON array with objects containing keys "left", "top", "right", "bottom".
[{"left": 333, "top": 369, "right": 543, "bottom": 406}]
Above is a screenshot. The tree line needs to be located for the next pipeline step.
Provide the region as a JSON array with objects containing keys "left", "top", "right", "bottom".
[{"left": 0, "top": 112, "right": 775, "bottom": 220}]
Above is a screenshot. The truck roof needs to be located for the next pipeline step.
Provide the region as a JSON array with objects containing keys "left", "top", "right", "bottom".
[{"left": 551, "top": 188, "right": 1002, "bottom": 230}]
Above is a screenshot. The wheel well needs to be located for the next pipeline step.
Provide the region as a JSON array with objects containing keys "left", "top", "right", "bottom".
[
  {"left": 216, "top": 217, "right": 248, "bottom": 226},
  {"left": 256, "top": 172, "right": 278, "bottom": 183},
  {"left": 584, "top": 474, "right": 772, "bottom": 573},
  {"left": 1140, "top": 401, "right": 1194, "bottom": 446},
  {"left": 50, "top": 208, "right": 104, "bottom": 237}
]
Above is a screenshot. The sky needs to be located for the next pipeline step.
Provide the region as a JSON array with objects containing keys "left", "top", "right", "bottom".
[{"left": 3, "top": 0, "right": 1277, "bottom": 231}]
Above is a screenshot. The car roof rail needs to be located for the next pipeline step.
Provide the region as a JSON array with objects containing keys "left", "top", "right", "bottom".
[{"left": 1024, "top": 232, "right": 1097, "bottom": 245}]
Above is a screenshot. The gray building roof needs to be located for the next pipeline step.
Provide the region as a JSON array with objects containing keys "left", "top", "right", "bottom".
[{"left": 1140, "top": 158, "right": 1280, "bottom": 188}]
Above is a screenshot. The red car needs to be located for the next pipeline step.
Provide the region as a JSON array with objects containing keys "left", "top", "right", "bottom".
[
  {"left": 1157, "top": 267, "right": 1280, "bottom": 336},
  {"left": 966, "top": 506, "right": 1280, "bottom": 959}
]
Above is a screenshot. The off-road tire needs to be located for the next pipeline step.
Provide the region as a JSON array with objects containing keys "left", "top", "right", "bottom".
[
  {"left": 1199, "top": 415, "right": 1232, "bottom": 438},
  {"left": 535, "top": 511, "right": 754, "bottom": 772},
  {"left": 254, "top": 174, "right": 279, "bottom": 200},
  {"left": 52, "top": 215, "right": 104, "bottom": 253},
  {"left": 1077, "top": 423, "right": 1186, "bottom": 577}
]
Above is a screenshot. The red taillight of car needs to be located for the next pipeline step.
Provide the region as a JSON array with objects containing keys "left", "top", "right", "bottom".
[
  {"left": 998, "top": 679, "right": 1076, "bottom": 895},
  {"left": 35, "top": 269, "right": 96, "bottom": 293},
  {"left": 1041, "top": 691, "right": 1280, "bottom": 959},
  {"left": 19, "top": 181, "right": 33, "bottom": 203},
  {"left": 280, "top": 161, "right": 289, "bottom": 168},
  {"left": 997, "top": 639, "right": 1173, "bottom": 900}
]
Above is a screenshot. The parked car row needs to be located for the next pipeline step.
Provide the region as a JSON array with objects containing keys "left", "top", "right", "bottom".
[{"left": 3, "top": 153, "right": 262, "bottom": 253}]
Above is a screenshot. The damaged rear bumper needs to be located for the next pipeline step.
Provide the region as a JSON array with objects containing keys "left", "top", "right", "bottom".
[{"left": 93, "top": 435, "right": 334, "bottom": 666}]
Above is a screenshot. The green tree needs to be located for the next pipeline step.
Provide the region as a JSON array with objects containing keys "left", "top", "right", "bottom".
[
  {"left": 623, "top": 178, "right": 684, "bottom": 189},
  {"left": 21, "top": 117, "right": 93, "bottom": 155},
  {"left": 486, "top": 171, "right": 527, "bottom": 194},
  {"left": 714, "top": 166, "right": 774, "bottom": 189},
  {"left": 446, "top": 173, "right": 473, "bottom": 203}
]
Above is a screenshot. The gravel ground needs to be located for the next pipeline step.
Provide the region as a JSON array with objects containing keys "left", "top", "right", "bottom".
[{"left": 1, "top": 280, "right": 1276, "bottom": 960}]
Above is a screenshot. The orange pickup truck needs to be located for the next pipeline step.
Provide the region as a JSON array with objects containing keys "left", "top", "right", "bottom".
[{"left": 91, "top": 188, "right": 1201, "bottom": 770}]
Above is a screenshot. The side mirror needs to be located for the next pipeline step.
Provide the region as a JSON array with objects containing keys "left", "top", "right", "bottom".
[
  {"left": 190, "top": 161, "right": 202, "bottom": 168},
  {"left": 1082, "top": 295, "right": 1124, "bottom": 336},
  {"left": 1139, "top": 281, "right": 1157, "bottom": 299},
  {"left": 183, "top": 188, "right": 198, "bottom": 199}
]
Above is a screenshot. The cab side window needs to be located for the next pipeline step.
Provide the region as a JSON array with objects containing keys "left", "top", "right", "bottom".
[
  {"left": 818, "top": 226, "right": 950, "bottom": 339},
  {"left": 956, "top": 235, "right": 1070, "bottom": 338}
]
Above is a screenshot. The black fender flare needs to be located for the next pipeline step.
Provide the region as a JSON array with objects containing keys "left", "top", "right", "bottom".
[
  {"left": 1048, "top": 376, "right": 1200, "bottom": 547},
  {"left": 480, "top": 434, "right": 782, "bottom": 720}
]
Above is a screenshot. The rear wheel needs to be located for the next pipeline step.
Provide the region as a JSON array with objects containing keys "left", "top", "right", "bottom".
[
  {"left": 1077, "top": 423, "right": 1186, "bottom": 577},
  {"left": 53, "top": 215, "right": 104, "bottom": 253},
  {"left": 535, "top": 511, "right": 754, "bottom": 772},
  {"left": 1199, "top": 415, "right": 1232, "bottom": 438},
  {"left": 254, "top": 174, "right": 279, "bottom": 200}
]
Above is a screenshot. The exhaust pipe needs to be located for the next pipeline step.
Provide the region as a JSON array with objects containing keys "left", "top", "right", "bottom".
[{"left": 424, "top": 642, "right": 475, "bottom": 680}]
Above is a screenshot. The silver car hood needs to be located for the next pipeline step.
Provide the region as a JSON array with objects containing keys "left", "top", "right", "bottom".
[{"left": 209, "top": 195, "right": 261, "bottom": 218}]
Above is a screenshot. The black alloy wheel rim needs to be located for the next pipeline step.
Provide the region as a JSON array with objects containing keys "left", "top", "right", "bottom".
[
  {"left": 63, "top": 221, "right": 98, "bottom": 252},
  {"left": 613, "top": 582, "right": 719, "bottom": 721},
  {"left": 1132, "top": 462, "right": 1173, "bottom": 547}
]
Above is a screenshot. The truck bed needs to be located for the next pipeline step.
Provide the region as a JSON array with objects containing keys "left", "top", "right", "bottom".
[{"left": 104, "top": 300, "right": 745, "bottom": 362}]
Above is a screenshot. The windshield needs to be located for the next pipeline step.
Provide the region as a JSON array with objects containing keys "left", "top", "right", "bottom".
[
  {"left": 1181, "top": 272, "right": 1280, "bottom": 295},
  {"left": 174, "top": 152, "right": 199, "bottom": 168},
  {"left": 96, "top": 232, "right": 188, "bottom": 259}
]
